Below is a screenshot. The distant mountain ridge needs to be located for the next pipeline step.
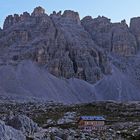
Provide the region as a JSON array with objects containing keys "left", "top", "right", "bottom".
[{"left": 0, "top": 6, "right": 140, "bottom": 103}]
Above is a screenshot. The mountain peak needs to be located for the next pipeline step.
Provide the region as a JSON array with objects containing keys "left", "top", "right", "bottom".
[
  {"left": 31, "top": 6, "right": 45, "bottom": 17},
  {"left": 0, "top": 7, "right": 140, "bottom": 102},
  {"left": 62, "top": 10, "right": 81, "bottom": 25}
]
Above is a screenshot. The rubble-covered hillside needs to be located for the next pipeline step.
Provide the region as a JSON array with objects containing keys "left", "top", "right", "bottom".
[
  {"left": 0, "top": 101, "right": 140, "bottom": 140},
  {"left": 0, "top": 6, "right": 140, "bottom": 102}
]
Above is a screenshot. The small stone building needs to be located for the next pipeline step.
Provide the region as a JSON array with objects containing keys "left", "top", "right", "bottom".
[{"left": 78, "top": 116, "right": 105, "bottom": 131}]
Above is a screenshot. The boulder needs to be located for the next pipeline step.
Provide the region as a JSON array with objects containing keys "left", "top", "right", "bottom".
[
  {"left": 6, "top": 115, "right": 40, "bottom": 137},
  {"left": 57, "top": 112, "right": 76, "bottom": 124},
  {"left": 0, "top": 120, "right": 26, "bottom": 140}
]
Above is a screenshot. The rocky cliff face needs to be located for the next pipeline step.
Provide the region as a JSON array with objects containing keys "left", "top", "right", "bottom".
[
  {"left": 81, "top": 16, "right": 137, "bottom": 56},
  {"left": 0, "top": 6, "right": 140, "bottom": 102},
  {"left": 0, "top": 7, "right": 111, "bottom": 84},
  {"left": 130, "top": 17, "right": 140, "bottom": 49}
]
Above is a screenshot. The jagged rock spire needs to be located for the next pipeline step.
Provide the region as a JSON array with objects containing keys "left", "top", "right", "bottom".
[
  {"left": 62, "top": 10, "right": 81, "bottom": 25},
  {"left": 20, "top": 12, "right": 30, "bottom": 21},
  {"left": 3, "top": 15, "right": 14, "bottom": 29},
  {"left": 31, "top": 6, "right": 45, "bottom": 16}
]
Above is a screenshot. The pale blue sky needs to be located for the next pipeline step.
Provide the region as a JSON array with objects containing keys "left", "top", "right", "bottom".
[{"left": 0, "top": 0, "right": 140, "bottom": 28}]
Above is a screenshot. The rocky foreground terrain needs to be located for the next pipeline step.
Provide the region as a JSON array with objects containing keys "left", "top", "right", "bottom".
[
  {"left": 0, "top": 100, "right": 140, "bottom": 140},
  {"left": 0, "top": 6, "right": 140, "bottom": 102}
]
